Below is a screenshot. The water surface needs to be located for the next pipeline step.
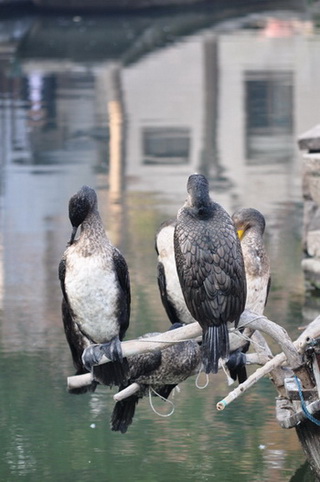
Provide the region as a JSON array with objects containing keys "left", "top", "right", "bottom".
[{"left": 1, "top": 2, "right": 320, "bottom": 481}]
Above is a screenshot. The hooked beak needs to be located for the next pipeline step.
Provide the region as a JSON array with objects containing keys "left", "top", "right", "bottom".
[
  {"left": 237, "top": 229, "right": 244, "bottom": 241},
  {"left": 69, "top": 226, "right": 78, "bottom": 245}
]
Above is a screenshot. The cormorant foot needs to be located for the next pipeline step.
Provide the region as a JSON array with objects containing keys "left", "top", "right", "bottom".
[
  {"left": 100, "top": 337, "right": 123, "bottom": 364},
  {"left": 82, "top": 337, "right": 123, "bottom": 371},
  {"left": 226, "top": 349, "right": 248, "bottom": 383},
  {"left": 82, "top": 344, "right": 105, "bottom": 371}
]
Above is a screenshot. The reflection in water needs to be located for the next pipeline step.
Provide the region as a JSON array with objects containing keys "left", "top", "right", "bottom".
[
  {"left": 0, "top": 3, "right": 320, "bottom": 481},
  {"left": 245, "top": 70, "right": 294, "bottom": 164}
]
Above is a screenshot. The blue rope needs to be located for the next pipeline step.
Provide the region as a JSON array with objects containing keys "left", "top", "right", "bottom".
[{"left": 294, "top": 375, "right": 320, "bottom": 427}]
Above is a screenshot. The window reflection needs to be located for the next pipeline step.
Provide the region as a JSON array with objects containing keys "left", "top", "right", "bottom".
[
  {"left": 142, "top": 127, "right": 190, "bottom": 165},
  {"left": 245, "top": 71, "right": 294, "bottom": 164}
]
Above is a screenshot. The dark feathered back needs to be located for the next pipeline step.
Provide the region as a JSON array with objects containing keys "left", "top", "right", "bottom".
[{"left": 174, "top": 174, "right": 246, "bottom": 373}]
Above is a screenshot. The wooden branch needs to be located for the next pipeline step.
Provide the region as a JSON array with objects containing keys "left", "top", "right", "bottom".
[
  {"left": 67, "top": 313, "right": 255, "bottom": 390},
  {"left": 67, "top": 312, "right": 319, "bottom": 393},
  {"left": 113, "top": 382, "right": 140, "bottom": 401},
  {"left": 68, "top": 372, "right": 93, "bottom": 389},
  {"left": 216, "top": 351, "right": 288, "bottom": 411},
  {"left": 236, "top": 311, "right": 303, "bottom": 370},
  {"left": 109, "top": 352, "right": 262, "bottom": 403},
  {"left": 68, "top": 322, "right": 203, "bottom": 390},
  {"left": 216, "top": 316, "right": 320, "bottom": 410},
  {"left": 250, "top": 330, "right": 291, "bottom": 392}
]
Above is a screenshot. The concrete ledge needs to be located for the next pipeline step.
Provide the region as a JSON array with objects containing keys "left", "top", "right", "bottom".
[{"left": 299, "top": 124, "right": 320, "bottom": 152}]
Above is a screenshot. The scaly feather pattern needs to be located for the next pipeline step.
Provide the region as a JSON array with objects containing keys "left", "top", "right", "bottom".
[{"left": 174, "top": 174, "right": 246, "bottom": 373}]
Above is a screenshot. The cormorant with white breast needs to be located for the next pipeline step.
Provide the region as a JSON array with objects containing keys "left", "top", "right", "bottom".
[
  {"left": 111, "top": 323, "right": 201, "bottom": 433},
  {"left": 59, "top": 185, "right": 130, "bottom": 393},
  {"left": 232, "top": 207, "right": 271, "bottom": 314},
  {"left": 174, "top": 174, "right": 247, "bottom": 374}
]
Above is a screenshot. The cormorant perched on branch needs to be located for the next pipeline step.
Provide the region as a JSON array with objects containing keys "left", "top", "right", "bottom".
[
  {"left": 174, "top": 174, "right": 246, "bottom": 374},
  {"left": 111, "top": 324, "right": 201, "bottom": 433},
  {"left": 59, "top": 185, "right": 130, "bottom": 393},
  {"left": 155, "top": 213, "right": 248, "bottom": 383},
  {"left": 232, "top": 207, "right": 271, "bottom": 314}
]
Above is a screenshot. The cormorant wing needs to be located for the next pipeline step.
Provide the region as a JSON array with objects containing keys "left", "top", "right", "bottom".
[
  {"left": 113, "top": 247, "right": 131, "bottom": 339},
  {"left": 58, "top": 257, "right": 68, "bottom": 304},
  {"left": 157, "top": 262, "right": 182, "bottom": 325},
  {"left": 129, "top": 350, "right": 162, "bottom": 381},
  {"left": 265, "top": 276, "right": 271, "bottom": 307},
  {"left": 174, "top": 216, "right": 246, "bottom": 327}
]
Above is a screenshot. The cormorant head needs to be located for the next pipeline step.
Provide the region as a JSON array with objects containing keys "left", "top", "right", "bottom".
[
  {"left": 187, "top": 174, "right": 211, "bottom": 208},
  {"left": 68, "top": 186, "right": 98, "bottom": 244},
  {"left": 232, "top": 208, "right": 266, "bottom": 241}
]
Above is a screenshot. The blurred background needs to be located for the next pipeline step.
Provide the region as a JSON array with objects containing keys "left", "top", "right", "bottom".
[{"left": 1, "top": 0, "right": 320, "bottom": 480}]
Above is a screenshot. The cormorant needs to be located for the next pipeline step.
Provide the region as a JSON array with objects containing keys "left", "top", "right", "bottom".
[
  {"left": 59, "top": 185, "right": 130, "bottom": 393},
  {"left": 174, "top": 174, "right": 247, "bottom": 374},
  {"left": 156, "top": 215, "right": 248, "bottom": 383},
  {"left": 111, "top": 323, "right": 201, "bottom": 433},
  {"left": 232, "top": 207, "right": 270, "bottom": 315}
]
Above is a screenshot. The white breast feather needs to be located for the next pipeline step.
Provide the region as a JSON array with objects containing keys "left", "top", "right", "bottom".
[
  {"left": 157, "top": 225, "right": 196, "bottom": 324},
  {"left": 65, "top": 247, "right": 119, "bottom": 343}
]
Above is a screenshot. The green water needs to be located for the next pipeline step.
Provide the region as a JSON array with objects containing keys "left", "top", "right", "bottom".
[{"left": 1, "top": 2, "right": 320, "bottom": 481}]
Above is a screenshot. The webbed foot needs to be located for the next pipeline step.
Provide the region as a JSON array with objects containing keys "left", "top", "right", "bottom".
[{"left": 226, "top": 349, "right": 248, "bottom": 384}]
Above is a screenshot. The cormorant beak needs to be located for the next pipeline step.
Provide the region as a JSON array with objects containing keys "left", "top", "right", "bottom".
[
  {"left": 69, "top": 226, "right": 78, "bottom": 245},
  {"left": 237, "top": 229, "right": 244, "bottom": 241}
]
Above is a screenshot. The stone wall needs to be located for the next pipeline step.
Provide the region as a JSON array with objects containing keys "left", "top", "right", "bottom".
[{"left": 299, "top": 124, "right": 320, "bottom": 290}]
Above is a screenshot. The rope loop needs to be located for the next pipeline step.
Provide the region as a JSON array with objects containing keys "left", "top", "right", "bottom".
[
  {"left": 148, "top": 387, "right": 175, "bottom": 417},
  {"left": 195, "top": 368, "right": 209, "bottom": 389}
]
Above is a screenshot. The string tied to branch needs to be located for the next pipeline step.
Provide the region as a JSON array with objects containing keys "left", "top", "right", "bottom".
[{"left": 294, "top": 375, "right": 320, "bottom": 427}]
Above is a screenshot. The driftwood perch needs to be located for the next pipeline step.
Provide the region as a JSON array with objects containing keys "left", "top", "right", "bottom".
[
  {"left": 216, "top": 316, "right": 320, "bottom": 410},
  {"left": 67, "top": 310, "right": 313, "bottom": 392},
  {"left": 112, "top": 352, "right": 261, "bottom": 403}
]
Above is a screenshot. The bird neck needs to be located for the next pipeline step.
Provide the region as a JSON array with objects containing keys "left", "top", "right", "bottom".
[
  {"left": 80, "top": 210, "right": 107, "bottom": 240},
  {"left": 190, "top": 200, "right": 215, "bottom": 220},
  {"left": 188, "top": 191, "right": 211, "bottom": 209},
  {"left": 241, "top": 228, "right": 261, "bottom": 248}
]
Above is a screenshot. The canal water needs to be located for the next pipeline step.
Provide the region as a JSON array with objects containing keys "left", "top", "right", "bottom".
[{"left": 1, "top": 2, "right": 320, "bottom": 480}]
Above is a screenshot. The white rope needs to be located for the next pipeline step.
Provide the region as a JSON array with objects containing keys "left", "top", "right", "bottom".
[
  {"left": 195, "top": 367, "right": 209, "bottom": 389},
  {"left": 221, "top": 360, "right": 235, "bottom": 386},
  {"left": 231, "top": 329, "right": 265, "bottom": 351},
  {"left": 137, "top": 337, "right": 200, "bottom": 344},
  {"left": 148, "top": 387, "right": 175, "bottom": 417}
]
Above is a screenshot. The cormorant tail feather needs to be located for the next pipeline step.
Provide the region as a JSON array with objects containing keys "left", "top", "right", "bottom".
[
  {"left": 111, "top": 395, "right": 139, "bottom": 434},
  {"left": 202, "top": 324, "right": 229, "bottom": 374}
]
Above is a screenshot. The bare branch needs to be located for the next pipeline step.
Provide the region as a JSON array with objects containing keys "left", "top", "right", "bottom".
[
  {"left": 113, "top": 382, "right": 141, "bottom": 401},
  {"left": 67, "top": 312, "right": 319, "bottom": 393},
  {"left": 216, "top": 316, "right": 320, "bottom": 410}
]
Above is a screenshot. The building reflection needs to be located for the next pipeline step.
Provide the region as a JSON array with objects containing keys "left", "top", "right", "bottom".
[
  {"left": 245, "top": 70, "right": 294, "bottom": 164},
  {"left": 0, "top": 8, "right": 318, "bottom": 350}
]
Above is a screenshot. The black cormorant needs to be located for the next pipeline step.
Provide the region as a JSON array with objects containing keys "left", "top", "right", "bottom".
[
  {"left": 156, "top": 214, "right": 248, "bottom": 383},
  {"left": 232, "top": 207, "right": 270, "bottom": 315},
  {"left": 174, "top": 174, "right": 247, "bottom": 374},
  {"left": 59, "top": 185, "right": 130, "bottom": 393},
  {"left": 111, "top": 323, "right": 201, "bottom": 433}
]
